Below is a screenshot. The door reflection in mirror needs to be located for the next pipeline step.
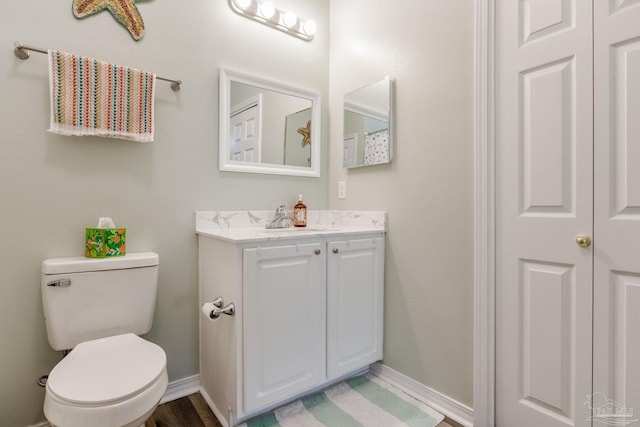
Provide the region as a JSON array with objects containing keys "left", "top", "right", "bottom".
[
  {"left": 230, "top": 81, "right": 311, "bottom": 166},
  {"left": 219, "top": 68, "right": 321, "bottom": 178}
]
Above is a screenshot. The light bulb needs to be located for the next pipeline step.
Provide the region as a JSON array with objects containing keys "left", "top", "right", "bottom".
[
  {"left": 235, "top": 0, "right": 251, "bottom": 10},
  {"left": 259, "top": 1, "right": 275, "bottom": 19},
  {"left": 302, "top": 20, "right": 317, "bottom": 36},
  {"left": 282, "top": 11, "right": 297, "bottom": 28}
]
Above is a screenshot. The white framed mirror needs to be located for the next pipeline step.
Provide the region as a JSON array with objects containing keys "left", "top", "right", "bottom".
[
  {"left": 219, "top": 68, "right": 322, "bottom": 177},
  {"left": 343, "top": 76, "right": 393, "bottom": 168}
]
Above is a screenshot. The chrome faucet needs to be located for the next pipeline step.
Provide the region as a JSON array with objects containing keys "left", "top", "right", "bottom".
[{"left": 265, "top": 205, "right": 292, "bottom": 229}]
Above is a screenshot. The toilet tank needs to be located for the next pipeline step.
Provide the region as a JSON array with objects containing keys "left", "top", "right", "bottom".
[{"left": 41, "top": 252, "right": 159, "bottom": 351}]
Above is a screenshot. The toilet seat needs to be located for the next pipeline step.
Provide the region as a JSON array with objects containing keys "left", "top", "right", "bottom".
[{"left": 44, "top": 333, "right": 168, "bottom": 427}]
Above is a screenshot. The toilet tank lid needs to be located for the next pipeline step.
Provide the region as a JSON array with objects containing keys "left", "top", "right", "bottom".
[{"left": 42, "top": 252, "right": 159, "bottom": 275}]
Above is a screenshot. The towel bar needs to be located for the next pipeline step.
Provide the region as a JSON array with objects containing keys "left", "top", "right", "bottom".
[{"left": 13, "top": 41, "right": 182, "bottom": 92}]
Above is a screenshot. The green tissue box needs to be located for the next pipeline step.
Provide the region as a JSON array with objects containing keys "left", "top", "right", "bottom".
[{"left": 85, "top": 228, "right": 126, "bottom": 258}]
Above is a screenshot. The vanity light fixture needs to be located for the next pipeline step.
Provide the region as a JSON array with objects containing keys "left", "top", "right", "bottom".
[
  {"left": 259, "top": 1, "right": 275, "bottom": 19},
  {"left": 228, "top": 0, "right": 316, "bottom": 41},
  {"left": 282, "top": 11, "right": 297, "bottom": 28},
  {"left": 235, "top": 0, "right": 251, "bottom": 9}
]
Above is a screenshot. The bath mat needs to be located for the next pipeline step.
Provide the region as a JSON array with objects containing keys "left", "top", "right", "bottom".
[{"left": 239, "top": 374, "right": 444, "bottom": 427}]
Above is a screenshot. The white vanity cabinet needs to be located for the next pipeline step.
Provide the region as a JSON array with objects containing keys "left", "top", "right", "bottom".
[{"left": 198, "top": 230, "right": 384, "bottom": 427}]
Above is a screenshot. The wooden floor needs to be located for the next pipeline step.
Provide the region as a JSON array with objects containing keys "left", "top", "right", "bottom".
[
  {"left": 145, "top": 394, "right": 222, "bottom": 427},
  {"left": 146, "top": 393, "right": 461, "bottom": 427}
]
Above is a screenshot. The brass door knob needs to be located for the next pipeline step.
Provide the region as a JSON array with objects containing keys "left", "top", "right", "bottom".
[{"left": 575, "top": 234, "right": 592, "bottom": 248}]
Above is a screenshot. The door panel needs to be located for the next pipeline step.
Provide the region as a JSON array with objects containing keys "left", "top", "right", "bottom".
[
  {"left": 520, "top": 0, "right": 574, "bottom": 45},
  {"left": 611, "top": 40, "right": 640, "bottom": 215},
  {"left": 519, "top": 260, "right": 574, "bottom": 421},
  {"left": 593, "top": 1, "right": 640, "bottom": 421},
  {"left": 520, "top": 57, "right": 575, "bottom": 215},
  {"left": 496, "top": 0, "right": 593, "bottom": 425}
]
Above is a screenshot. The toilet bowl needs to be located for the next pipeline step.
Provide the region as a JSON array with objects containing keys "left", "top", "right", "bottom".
[{"left": 44, "top": 333, "right": 168, "bottom": 427}]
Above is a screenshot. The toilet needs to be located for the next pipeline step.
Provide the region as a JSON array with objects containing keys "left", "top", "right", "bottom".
[{"left": 41, "top": 252, "right": 168, "bottom": 427}]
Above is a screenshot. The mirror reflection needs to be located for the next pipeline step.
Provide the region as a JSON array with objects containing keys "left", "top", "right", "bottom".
[
  {"left": 343, "top": 77, "right": 393, "bottom": 168},
  {"left": 219, "top": 68, "right": 321, "bottom": 177}
]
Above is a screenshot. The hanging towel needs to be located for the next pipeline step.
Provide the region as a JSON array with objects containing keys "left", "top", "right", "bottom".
[{"left": 47, "top": 50, "right": 156, "bottom": 142}]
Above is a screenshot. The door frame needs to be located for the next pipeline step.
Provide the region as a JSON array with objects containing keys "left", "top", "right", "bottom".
[{"left": 474, "top": 1, "right": 495, "bottom": 426}]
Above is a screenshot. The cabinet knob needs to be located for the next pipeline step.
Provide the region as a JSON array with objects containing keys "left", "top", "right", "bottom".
[
  {"left": 332, "top": 248, "right": 339, "bottom": 254},
  {"left": 314, "top": 249, "right": 321, "bottom": 255}
]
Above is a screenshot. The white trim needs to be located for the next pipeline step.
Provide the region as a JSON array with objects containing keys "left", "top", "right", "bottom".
[
  {"left": 159, "top": 374, "right": 201, "bottom": 404},
  {"left": 28, "top": 422, "right": 51, "bottom": 427},
  {"left": 199, "top": 386, "right": 231, "bottom": 427},
  {"left": 473, "top": 0, "right": 495, "bottom": 426},
  {"left": 344, "top": 101, "right": 388, "bottom": 122},
  {"left": 370, "top": 363, "right": 474, "bottom": 427}
]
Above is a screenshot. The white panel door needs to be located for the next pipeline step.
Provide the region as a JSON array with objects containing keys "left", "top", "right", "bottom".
[
  {"left": 326, "top": 237, "right": 384, "bottom": 379},
  {"left": 343, "top": 133, "right": 358, "bottom": 168},
  {"left": 230, "top": 95, "right": 262, "bottom": 162},
  {"left": 496, "top": 0, "right": 594, "bottom": 426},
  {"left": 593, "top": 2, "right": 640, "bottom": 424},
  {"left": 242, "top": 243, "right": 326, "bottom": 413}
]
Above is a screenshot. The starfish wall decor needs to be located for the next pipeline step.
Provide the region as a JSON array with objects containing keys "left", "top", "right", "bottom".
[
  {"left": 72, "top": 0, "right": 145, "bottom": 41},
  {"left": 297, "top": 120, "right": 312, "bottom": 147}
]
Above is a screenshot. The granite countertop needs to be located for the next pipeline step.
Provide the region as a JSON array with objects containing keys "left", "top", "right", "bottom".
[{"left": 195, "top": 210, "right": 386, "bottom": 243}]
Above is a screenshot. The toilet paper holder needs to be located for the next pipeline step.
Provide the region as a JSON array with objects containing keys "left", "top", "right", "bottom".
[{"left": 205, "top": 297, "right": 235, "bottom": 319}]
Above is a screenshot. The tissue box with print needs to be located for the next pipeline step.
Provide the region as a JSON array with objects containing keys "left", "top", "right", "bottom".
[{"left": 85, "top": 228, "right": 126, "bottom": 258}]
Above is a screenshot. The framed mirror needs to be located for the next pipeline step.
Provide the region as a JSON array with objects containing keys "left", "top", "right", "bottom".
[
  {"left": 342, "top": 76, "right": 393, "bottom": 168},
  {"left": 219, "top": 68, "right": 321, "bottom": 177}
]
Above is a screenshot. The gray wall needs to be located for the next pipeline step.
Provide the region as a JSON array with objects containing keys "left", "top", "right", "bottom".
[
  {"left": 0, "top": 1, "right": 329, "bottom": 425},
  {"left": 329, "top": 0, "right": 475, "bottom": 406}
]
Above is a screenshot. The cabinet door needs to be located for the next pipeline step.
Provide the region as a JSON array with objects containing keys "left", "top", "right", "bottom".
[
  {"left": 327, "top": 237, "right": 384, "bottom": 379},
  {"left": 243, "top": 243, "right": 326, "bottom": 413}
]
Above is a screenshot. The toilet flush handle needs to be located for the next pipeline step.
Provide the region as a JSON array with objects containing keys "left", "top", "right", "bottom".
[{"left": 47, "top": 279, "right": 71, "bottom": 287}]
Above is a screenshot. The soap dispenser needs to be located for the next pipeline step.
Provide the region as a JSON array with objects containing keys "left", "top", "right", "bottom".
[{"left": 293, "top": 194, "right": 307, "bottom": 227}]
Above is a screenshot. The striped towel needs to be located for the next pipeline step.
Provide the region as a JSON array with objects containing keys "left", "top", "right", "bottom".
[
  {"left": 48, "top": 50, "right": 155, "bottom": 142},
  {"left": 239, "top": 374, "right": 444, "bottom": 427}
]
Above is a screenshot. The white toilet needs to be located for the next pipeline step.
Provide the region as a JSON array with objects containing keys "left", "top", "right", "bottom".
[{"left": 41, "top": 252, "right": 168, "bottom": 427}]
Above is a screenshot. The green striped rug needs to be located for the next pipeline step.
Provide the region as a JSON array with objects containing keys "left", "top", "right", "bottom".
[{"left": 239, "top": 374, "right": 444, "bottom": 427}]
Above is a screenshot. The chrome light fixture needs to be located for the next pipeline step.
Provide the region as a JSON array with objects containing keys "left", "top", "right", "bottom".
[{"left": 229, "top": 0, "right": 316, "bottom": 41}]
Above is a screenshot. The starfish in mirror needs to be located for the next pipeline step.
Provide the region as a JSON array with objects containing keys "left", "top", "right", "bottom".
[
  {"left": 297, "top": 120, "right": 312, "bottom": 147},
  {"left": 73, "top": 0, "right": 145, "bottom": 41}
]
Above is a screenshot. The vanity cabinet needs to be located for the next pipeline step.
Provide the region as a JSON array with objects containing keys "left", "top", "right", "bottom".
[{"left": 198, "top": 233, "right": 384, "bottom": 427}]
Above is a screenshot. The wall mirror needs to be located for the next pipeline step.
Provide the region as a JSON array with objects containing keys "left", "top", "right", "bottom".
[
  {"left": 343, "top": 76, "right": 393, "bottom": 168},
  {"left": 219, "top": 68, "right": 321, "bottom": 177}
]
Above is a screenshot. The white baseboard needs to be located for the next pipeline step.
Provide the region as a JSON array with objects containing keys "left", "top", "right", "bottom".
[
  {"left": 370, "top": 363, "right": 475, "bottom": 427},
  {"left": 159, "top": 374, "right": 201, "bottom": 404},
  {"left": 31, "top": 375, "right": 201, "bottom": 427}
]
